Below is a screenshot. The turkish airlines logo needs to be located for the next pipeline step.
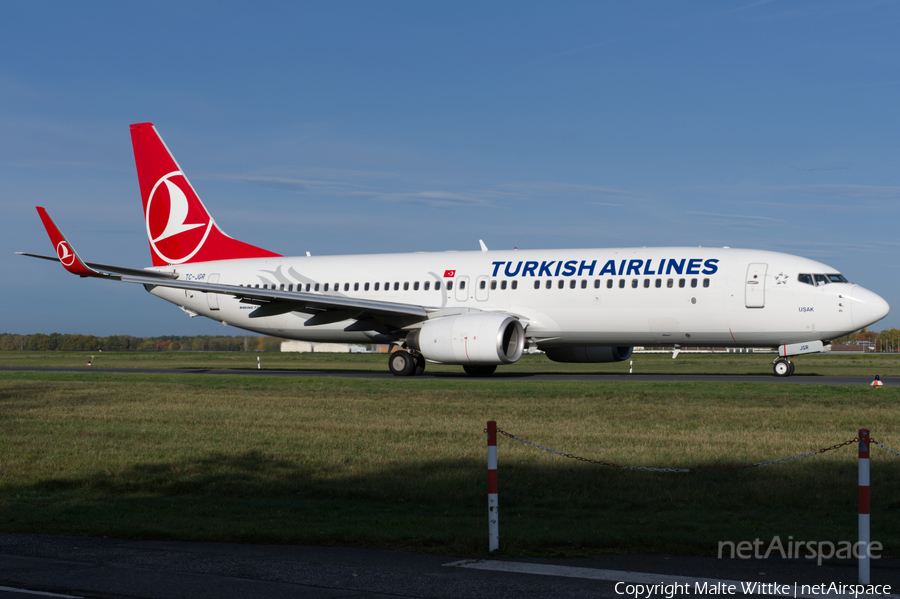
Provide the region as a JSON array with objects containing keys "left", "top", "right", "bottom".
[
  {"left": 443, "top": 269, "right": 456, "bottom": 278},
  {"left": 146, "top": 171, "right": 213, "bottom": 264},
  {"left": 56, "top": 241, "right": 75, "bottom": 266}
]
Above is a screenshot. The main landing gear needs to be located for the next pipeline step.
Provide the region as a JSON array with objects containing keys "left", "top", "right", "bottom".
[
  {"left": 773, "top": 357, "right": 795, "bottom": 377},
  {"left": 388, "top": 350, "right": 426, "bottom": 376},
  {"left": 387, "top": 350, "right": 499, "bottom": 377}
]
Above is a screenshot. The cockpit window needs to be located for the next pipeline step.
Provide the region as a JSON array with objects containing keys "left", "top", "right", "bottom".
[{"left": 799, "top": 273, "right": 847, "bottom": 285}]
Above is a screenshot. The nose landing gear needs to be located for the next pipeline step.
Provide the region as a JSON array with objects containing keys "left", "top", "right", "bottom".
[{"left": 773, "top": 357, "right": 795, "bottom": 377}]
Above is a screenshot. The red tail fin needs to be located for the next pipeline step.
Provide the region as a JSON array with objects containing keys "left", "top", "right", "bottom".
[{"left": 130, "top": 123, "right": 281, "bottom": 266}]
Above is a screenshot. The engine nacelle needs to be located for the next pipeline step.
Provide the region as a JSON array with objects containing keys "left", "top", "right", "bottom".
[
  {"left": 406, "top": 313, "right": 525, "bottom": 365},
  {"left": 543, "top": 345, "right": 633, "bottom": 363}
]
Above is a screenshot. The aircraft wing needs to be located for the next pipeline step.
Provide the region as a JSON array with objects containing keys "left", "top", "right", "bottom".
[
  {"left": 22, "top": 206, "right": 454, "bottom": 332},
  {"left": 20, "top": 207, "right": 179, "bottom": 281},
  {"left": 122, "top": 275, "right": 429, "bottom": 330},
  {"left": 16, "top": 252, "right": 179, "bottom": 280}
]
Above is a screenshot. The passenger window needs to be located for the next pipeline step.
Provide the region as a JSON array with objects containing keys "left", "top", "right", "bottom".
[
  {"left": 679, "top": 279, "right": 686, "bottom": 288},
  {"left": 534, "top": 280, "right": 541, "bottom": 289},
  {"left": 374, "top": 282, "right": 380, "bottom": 291},
  {"left": 619, "top": 279, "right": 625, "bottom": 289},
  {"left": 490, "top": 280, "right": 497, "bottom": 290},
  {"left": 436, "top": 281, "right": 442, "bottom": 291},
  {"left": 394, "top": 282, "right": 400, "bottom": 291},
  {"left": 655, "top": 279, "right": 661, "bottom": 288},
  {"left": 255, "top": 284, "right": 260, "bottom": 288},
  {"left": 500, "top": 280, "right": 507, "bottom": 290},
  {"left": 558, "top": 280, "right": 565, "bottom": 289},
  {"left": 815, "top": 274, "right": 828, "bottom": 286},
  {"left": 459, "top": 280, "right": 466, "bottom": 290},
  {"left": 546, "top": 280, "right": 553, "bottom": 289},
  {"left": 691, "top": 279, "right": 697, "bottom": 288},
  {"left": 607, "top": 279, "right": 613, "bottom": 289},
  {"left": 323, "top": 283, "right": 328, "bottom": 292},
  {"left": 667, "top": 279, "right": 673, "bottom": 288},
  {"left": 581, "top": 279, "right": 587, "bottom": 289},
  {"left": 798, "top": 274, "right": 813, "bottom": 285},
  {"left": 314, "top": 283, "right": 320, "bottom": 291},
  {"left": 447, "top": 281, "right": 453, "bottom": 290},
  {"left": 288, "top": 284, "right": 293, "bottom": 292},
  {"left": 632, "top": 279, "right": 638, "bottom": 288},
  {"left": 365, "top": 282, "right": 370, "bottom": 291},
  {"left": 280, "top": 284, "right": 285, "bottom": 291},
  {"left": 570, "top": 280, "right": 577, "bottom": 289},
  {"left": 354, "top": 283, "right": 359, "bottom": 291},
  {"left": 424, "top": 281, "right": 430, "bottom": 291},
  {"left": 414, "top": 281, "right": 419, "bottom": 291},
  {"left": 344, "top": 283, "right": 350, "bottom": 292},
  {"left": 643, "top": 279, "right": 650, "bottom": 288},
  {"left": 511, "top": 280, "right": 518, "bottom": 290},
  {"left": 703, "top": 278, "right": 710, "bottom": 288},
  {"left": 306, "top": 284, "right": 311, "bottom": 292},
  {"left": 480, "top": 280, "right": 486, "bottom": 290},
  {"left": 384, "top": 282, "right": 389, "bottom": 290},
  {"left": 594, "top": 279, "right": 600, "bottom": 288},
  {"left": 263, "top": 284, "right": 268, "bottom": 289}
]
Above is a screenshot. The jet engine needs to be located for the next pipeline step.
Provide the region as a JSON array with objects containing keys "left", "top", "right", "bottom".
[
  {"left": 543, "top": 345, "right": 633, "bottom": 363},
  {"left": 406, "top": 313, "right": 525, "bottom": 365}
]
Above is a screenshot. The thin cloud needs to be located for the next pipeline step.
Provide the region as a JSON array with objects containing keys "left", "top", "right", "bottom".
[
  {"left": 697, "top": 183, "right": 900, "bottom": 201},
  {"left": 688, "top": 211, "right": 784, "bottom": 226},
  {"left": 201, "top": 172, "right": 496, "bottom": 208},
  {"left": 499, "top": 181, "right": 648, "bottom": 201},
  {"left": 9, "top": 159, "right": 125, "bottom": 172}
]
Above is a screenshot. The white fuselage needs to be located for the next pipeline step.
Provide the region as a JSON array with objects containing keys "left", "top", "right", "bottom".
[{"left": 148, "top": 247, "right": 887, "bottom": 348}]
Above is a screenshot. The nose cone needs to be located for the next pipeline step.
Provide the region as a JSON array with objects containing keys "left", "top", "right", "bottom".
[{"left": 850, "top": 285, "right": 890, "bottom": 330}]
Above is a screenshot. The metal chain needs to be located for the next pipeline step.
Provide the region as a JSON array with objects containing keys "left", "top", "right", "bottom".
[
  {"left": 494, "top": 428, "right": 858, "bottom": 474},
  {"left": 872, "top": 439, "right": 900, "bottom": 459}
]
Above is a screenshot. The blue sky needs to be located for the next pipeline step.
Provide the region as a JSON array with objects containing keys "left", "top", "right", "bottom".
[{"left": 2, "top": 1, "right": 898, "bottom": 336}]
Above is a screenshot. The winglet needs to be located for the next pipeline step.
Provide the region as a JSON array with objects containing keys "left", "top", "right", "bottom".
[{"left": 35, "top": 207, "right": 112, "bottom": 278}]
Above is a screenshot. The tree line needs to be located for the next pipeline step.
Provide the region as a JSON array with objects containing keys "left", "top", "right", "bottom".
[{"left": 0, "top": 333, "right": 284, "bottom": 352}]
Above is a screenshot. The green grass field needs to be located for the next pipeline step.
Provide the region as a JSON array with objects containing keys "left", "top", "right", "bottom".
[{"left": 2, "top": 353, "right": 900, "bottom": 558}]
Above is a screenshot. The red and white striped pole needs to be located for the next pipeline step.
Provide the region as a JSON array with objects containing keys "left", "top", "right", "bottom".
[
  {"left": 487, "top": 420, "right": 499, "bottom": 553},
  {"left": 859, "top": 428, "right": 870, "bottom": 584}
]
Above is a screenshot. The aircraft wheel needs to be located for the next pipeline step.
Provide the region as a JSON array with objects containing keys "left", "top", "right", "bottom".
[
  {"left": 414, "top": 353, "right": 426, "bottom": 376},
  {"left": 773, "top": 359, "right": 792, "bottom": 377},
  {"left": 463, "top": 364, "right": 497, "bottom": 377},
  {"left": 787, "top": 360, "right": 795, "bottom": 376},
  {"left": 389, "top": 350, "right": 416, "bottom": 376}
]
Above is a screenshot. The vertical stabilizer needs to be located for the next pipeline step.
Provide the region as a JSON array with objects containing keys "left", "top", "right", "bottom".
[{"left": 130, "top": 123, "right": 281, "bottom": 266}]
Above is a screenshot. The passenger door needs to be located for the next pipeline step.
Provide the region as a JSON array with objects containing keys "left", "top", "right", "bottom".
[{"left": 745, "top": 264, "right": 766, "bottom": 308}]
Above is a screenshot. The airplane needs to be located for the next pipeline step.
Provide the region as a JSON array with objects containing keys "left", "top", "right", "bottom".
[{"left": 18, "top": 123, "right": 890, "bottom": 377}]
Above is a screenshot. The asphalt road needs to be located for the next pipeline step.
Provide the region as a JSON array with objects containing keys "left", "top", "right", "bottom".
[
  {"left": 0, "top": 366, "right": 889, "bottom": 385},
  {"left": 1, "top": 534, "right": 898, "bottom": 599}
]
